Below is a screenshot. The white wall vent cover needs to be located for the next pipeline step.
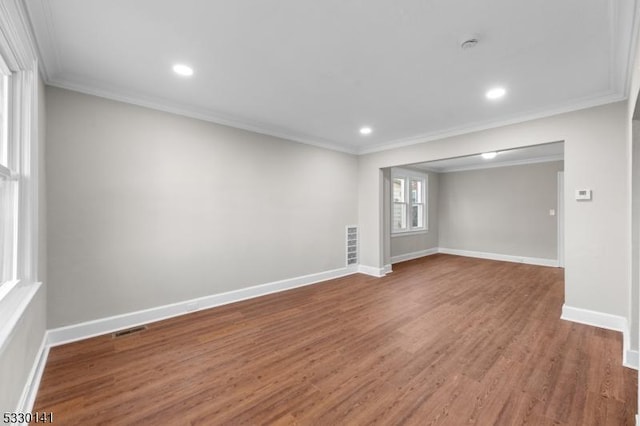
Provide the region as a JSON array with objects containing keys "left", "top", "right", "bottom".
[{"left": 346, "top": 225, "right": 358, "bottom": 266}]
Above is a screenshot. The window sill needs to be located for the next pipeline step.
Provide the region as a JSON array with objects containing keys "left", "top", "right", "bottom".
[
  {"left": 0, "top": 280, "right": 41, "bottom": 350},
  {"left": 0, "top": 279, "right": 20, "bottom": 302},
  {"left": 391, "top": 230, "right": 429, "bottom": 238}
]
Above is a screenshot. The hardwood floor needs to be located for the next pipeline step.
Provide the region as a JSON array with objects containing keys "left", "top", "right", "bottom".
[{"left": 33, "top": 254, "right": 637, "bottom": 425}]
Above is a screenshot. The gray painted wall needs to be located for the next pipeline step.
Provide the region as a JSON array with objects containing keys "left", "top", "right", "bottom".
[
  {"left": 389, "top": 170, "right": 439, "bottom": 259},
  {"left": 438, "top": 161, "right": 563, "bottom": 260},
  {"left": 46, "top": 87, "right": 358, "bottom": 328},
  {"left": 358, "top": 102, "right": 629, "bottom": 321}
]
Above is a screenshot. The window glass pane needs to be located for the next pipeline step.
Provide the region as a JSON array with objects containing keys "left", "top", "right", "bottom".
[
  {"left": 410, "top": 179, "right": 422, "bottom": 203},
  {"left": 0, "top": 179, "right": 7, "bottom": 282},
  {"left": 393, "top": 203, "right": 407, "bottom": 231},
  {"left": 393, "top": 178, "right": 405, "bottom": 202},
  {"left": 411, "top": 204, "right": 424, "bottom": 228},
  {"left": 0, "top": 74, "right": 7, "bottom": 167},
  {"left": 0, "top": 177, "right": 16, "bottom": 283}
]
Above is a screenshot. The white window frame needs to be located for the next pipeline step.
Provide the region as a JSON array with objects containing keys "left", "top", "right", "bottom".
[
  {"left": 0, "top": 55, "right": 18, "bottom": 299},
  {"left": 391, "top": 168, "right": 428, "bottom": 235},
  {"left": 0, "top": 0, "right": 40, "bottom": 304}
]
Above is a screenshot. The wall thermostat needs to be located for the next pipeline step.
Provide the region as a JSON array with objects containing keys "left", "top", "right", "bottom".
[{"left": 575, "top": 189, "right": 592, "bottom": 201}]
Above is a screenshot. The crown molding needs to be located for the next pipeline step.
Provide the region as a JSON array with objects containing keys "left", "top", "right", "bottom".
[
  {"left": 357, "top": 90, "right": 625, "bottom": 155},
  {"left": 46, "top": 77, "right": 359, "bottom": 155},
  {"left": 24, "top": 0, "right": 637, "bottom": 157},
  {"left": 613, "top": 0, "right": 640, "bottom": 97},
  {"left": 624, "top": 0, "right": 640, "bottom": 97},
  {"left": 0, "top": 0, "right": 39, "bottom": 70},
  {"left": 22, "top": 0, "right": 60, "bottom": 82},
  {"left": 433, "top": 154, "right": 564, "bottom": 174},
  {"left": 47, "top": 76, "right": 623, "bottom": 159}
]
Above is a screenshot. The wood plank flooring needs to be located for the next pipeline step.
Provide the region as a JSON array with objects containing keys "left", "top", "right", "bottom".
[{"left": 33, "top": 254, "right": 637, "bottom": 425}]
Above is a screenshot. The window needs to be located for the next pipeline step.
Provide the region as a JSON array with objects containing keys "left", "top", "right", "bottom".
[
  {"left": 392, "top": 169, "right": 427, "bottom": 234},
  {"left": 0, "top": 12, "right": 40, "bottom": 303},
  {"left": 0, "top": 63, "right": 16, "bottom": 288}
]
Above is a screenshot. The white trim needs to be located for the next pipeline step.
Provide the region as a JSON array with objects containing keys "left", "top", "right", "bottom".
[
  {"left": 358, "top": 91, "right": 624, "bottom": 155},
  {"left": 24, "top": 0, "right": 358, "bottom": 155},
  {"left": 561, "top": 304, "right": 638, "bottom": 370},
  {"left": 22, "top": 0, "right": 58, "bottom": 82},
  {"left": 413, "top": 154, "right": 564, "bottom": 174},
  {"left": 613, "top": 0, "right": 639, "bottom": 96},
  {"left": 15, "top": 333, "right": 49, "bottom": 413},
  {"left": 625, "top": 349, "right": 639, "bottom": 370},
  {"left": 31, "top": 64, "right": 627, "bottom": 159},
  {"left": 391, "top": 247, "right": 439, "bottom": 264},
  {"left": 357, "top": 265, "right": 387, "bottom": 278},
  {"left": 557, "top": 171, "right": 565, "bottom": 268},
  {"left": 383, "top": 264, "right": 392, "bottom": 274},
  {"left": 390, "top": 230, "right": 428, "bottom": 238},
  {"left": 561, "top": 303, "right": 626, "bottom": 335},
  {"left": 47, "top": 266, "right": 358, "bottom": 346},
  {"left": 622, "top": 321, "right": 638, "bottom": 370},
  {"left": 0, "top": 281, "right": 40, "bottom": 355},
  {"left": 47, "top": 78, "right": 358, "bottom": 155},
  {"left": 0, "top": 163, "right": 14, "bottom": 179},
  {"left": 437, "top": 247, "right": 558, "bottom": 267},
  {"left": 390, "top": 168, "right": 428, "bottom": 235},
  {"left": 0, "top": 278, "right": 19, "bottom": 302},
  {"left": 436, "top": 154, "right": 564, "bottom": 174},
  {"left": 25, "top": 0, "right": 627, "bottom": 158},
  {"left": 23, "top": 0, "right": 633, "bottom": 157}
]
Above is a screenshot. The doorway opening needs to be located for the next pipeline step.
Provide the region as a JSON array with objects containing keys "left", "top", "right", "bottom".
[{"left": 382, "top": 142, "right": 565, "bottom": 271}]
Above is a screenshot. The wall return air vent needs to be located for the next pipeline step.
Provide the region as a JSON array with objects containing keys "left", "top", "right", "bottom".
[{"left": 346, "top": 225, "right": 358, "bottom": 266}]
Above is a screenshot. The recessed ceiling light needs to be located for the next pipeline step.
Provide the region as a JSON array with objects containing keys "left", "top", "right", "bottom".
[
  {"left": 359, "top": 126, "right": 373, "bottom": 135},
  {"left": 481, "top": 152, "right": 497, "bottom": 159},
  {"left": 173, "top": 64, "right": 194, "bottom": 77},
  {"left": 486, "top": 87, "right": 506, "bottom": 100}
]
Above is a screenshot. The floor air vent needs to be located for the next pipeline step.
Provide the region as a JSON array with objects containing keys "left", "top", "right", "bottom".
[
  {"left": 112, "top": 325, "right": 147, "bottom": 338},
  {"left": 346, "top": 225, "right": 358, "bottom": 266}
]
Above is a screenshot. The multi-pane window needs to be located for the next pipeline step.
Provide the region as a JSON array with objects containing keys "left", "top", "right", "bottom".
[
  {"left": 0, "top": 63, "right": 16, "bottom": 287},
  {"left": 392, "top": 170, "right": 427, "bottom": 234},
  {"left": 0, "top": 2, "right": 39, "bottom": 306}
]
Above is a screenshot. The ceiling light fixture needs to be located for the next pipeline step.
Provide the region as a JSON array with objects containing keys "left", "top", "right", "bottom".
[
  {"left": 173, "top": 64, "right": 194, "bottom": 77},
  {"left": 359, "top": 126, "right": 373, "bottom": 135},
  {"left": 486, "top": 87, "right": 506, "bottom": 100},
  {"left": 481, "top": 152, "right": 498, "bottom": 159}
]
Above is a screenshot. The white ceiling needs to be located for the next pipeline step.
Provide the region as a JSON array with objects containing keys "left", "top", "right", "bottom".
[
  {"left": 26, "top": 0, "right": 637, "bottom": 154},
  {"left": 411, "top": 142, "right": 564, "bottom": 173}
]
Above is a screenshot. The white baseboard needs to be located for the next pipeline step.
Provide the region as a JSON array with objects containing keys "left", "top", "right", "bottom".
[
  {"left": 383, "top": 264, "right": 392, "bottom": 274},
  {"left": 48, "top": 266, "right": 358, "bottom": 346},
  {"left": 16, "top": 334, "right": 49, "bottom": 413},
  {"left": 624, "top": 349, "right": 639, "bottom": 370},
  {"left": 561, "top": 304, "right": 638, "bottom": 370},
  {"left": 391, "top": 247, "right": 439, "bottom": 264},
  {"left": 357, "top": 264, "right": 387, "bottom": 277},
  {"left": 438, "top": 247, "right": 558, "bottom": 267},
  {"left": 561, "top": 304, "right": 627, "bottom": 332}
]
